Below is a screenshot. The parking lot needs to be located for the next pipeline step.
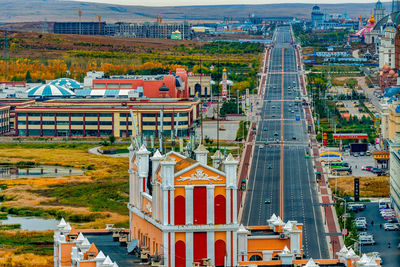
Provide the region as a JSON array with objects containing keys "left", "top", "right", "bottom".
[
  {"left": 353, "top": 202, "right": 400, "bottom": 266},
  {"left": 341, "top": 152, "right": 378, "bottom": 177}
]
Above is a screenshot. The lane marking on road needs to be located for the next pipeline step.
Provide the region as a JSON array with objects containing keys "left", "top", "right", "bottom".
[{"left": 280, "top": 46, "right": 285, "bottom": 220}]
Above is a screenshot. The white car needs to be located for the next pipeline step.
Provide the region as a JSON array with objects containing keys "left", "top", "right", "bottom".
[
  {"left": 359, "top": 235, "right": 375, "bottom": 245},
  {"left": 356, "top": 217, "right": 367, "bottom": 223},
  {"left": 384, "top": 223, "right": 397, "bottom": 231}
]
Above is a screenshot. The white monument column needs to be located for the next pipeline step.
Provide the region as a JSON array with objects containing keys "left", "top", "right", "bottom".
[
  {"left": 185, "top": 185, "right": 194, "bottom": 225},
  {"left": 207, "top": 232, "right": 215, "bottom": 265},
  {"left": 186, "top": 232, "right": 193, "bottom": 267},
  {"left": 207, "top": 185, "right": 215, "bottom": 224}
]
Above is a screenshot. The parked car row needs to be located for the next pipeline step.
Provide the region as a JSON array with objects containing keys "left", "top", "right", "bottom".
[
  {"left": 361, "top": 166, "right": 387, "bottom": 176},
  {"left": 347, "top": 203, "right": 366, "bottom": 213}
]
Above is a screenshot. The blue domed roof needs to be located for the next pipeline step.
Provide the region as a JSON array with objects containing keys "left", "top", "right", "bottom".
[
  {"left": 26, "top": 84, "right": 76, "bottom": 97},
  {"left": 50, "top": 78, "right": 82, "bottom": 90},
  {"left": 375, "top": 0, "right": 383, "bottom": 9},
  {"left": 312, "top": 5, "right": 320, "bottom": 11}
]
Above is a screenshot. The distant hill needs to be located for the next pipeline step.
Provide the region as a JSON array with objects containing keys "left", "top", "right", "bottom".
[{"left": 0, "top": 0, "right": 393, "bottom": 23}]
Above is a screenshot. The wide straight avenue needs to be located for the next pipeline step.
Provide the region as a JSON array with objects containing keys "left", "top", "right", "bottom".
[{"left": 241, "top": 26, "right": 329, "bottom": 259}]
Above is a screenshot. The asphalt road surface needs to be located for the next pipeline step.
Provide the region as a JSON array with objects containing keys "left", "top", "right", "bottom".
[
  {"left": 354, "top": 202, "right": 400, "bottom": 266},
  {"left": 241, "top": 26, "right": 329, "bottom": 259}
]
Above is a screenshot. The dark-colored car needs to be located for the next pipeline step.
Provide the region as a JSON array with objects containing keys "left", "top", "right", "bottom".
[
  {"left": 265, "top": 198, "right": 271, "bottom": 204},
  {"left": 264, "top": 127, "right": 267, "bottom": 131}
]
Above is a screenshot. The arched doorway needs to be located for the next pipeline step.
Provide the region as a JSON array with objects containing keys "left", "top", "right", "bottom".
[
  {"left": 214, "top": 195, "right": 226, "bottom": 224},
  {"left": 249, "top": 254, "right": 263, "bottom": 261},
  {"left": 195, "top": 83, "right": 201, "bottom": 97},
  {"left": 204, "top": 87, "right": 208, "bottom": 97},
  {"left": 214, "top": 239, "right": 226, "bottom": 266},
  {"left": 174, "top": 195, "right": 185, "bottom": 225},
  {"left": 175, "top": 241, "right": 186, "bottom": 266}
]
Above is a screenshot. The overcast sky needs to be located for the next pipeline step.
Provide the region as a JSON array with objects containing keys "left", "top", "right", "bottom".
[{"left": 73, "top": 0, "right": 381, "bottom": 7}]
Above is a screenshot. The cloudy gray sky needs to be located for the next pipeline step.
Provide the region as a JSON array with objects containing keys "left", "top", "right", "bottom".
[{"left": 73, "top": 0, "right": 380, "bottom": 7}]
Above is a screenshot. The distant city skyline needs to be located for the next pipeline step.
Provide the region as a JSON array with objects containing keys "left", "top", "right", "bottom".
[{"left": 73, "top": 0, "right": 384, "bottom": 7}]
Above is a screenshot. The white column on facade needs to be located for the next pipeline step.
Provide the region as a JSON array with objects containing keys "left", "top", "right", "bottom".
[
  {"left": 232, "top": 188, "right": 237, "bottom": 224},
  {"left": 232, "top": 231, "right": 238, "bottom": 266},
  {"left": 170, "top": 190, "right": 175, "bottom": 225},
  {"left": 152, "top": 183, "right": 158, "bottom": 221},
  {"left": 138, "top": 175, "right": 143, "bottom": 208},
  {"left": 135, "top": 172, "right": 140, "bottom": 207},
  {"left": 163, "top": 232, "right": 169, "bottom": 266},
  {"left": 170, "top": 233, "right": 175, "bottom": 267},
  {"left": 185, "top": 185, "right": 194, "bottom": 225},
  {"left": 226, "top": 188, "right": 231, "bottom": 224},
  {"left": 206, "top": 185, "right": 215, "bottom": 224},
  {"left": 129, "top": 170, "right": 134, "bottom": 205},
  {"left": 162, "top": 187, "right": 169, "bottom": 225},
  {"left": 226, "top": 231, "right": 231, "bottom": 267},
  {"left": 207, "top": 232, "right": 215, "bottom": 266},
  {"left": 159, "top": 187, "right": 164, "bottom": 224},
  {"left": 186, "top": 232, "right": 193, "bottom": 267}
]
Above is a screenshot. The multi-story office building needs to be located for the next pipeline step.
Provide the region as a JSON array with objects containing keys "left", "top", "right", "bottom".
[
  {"left": 14, "top": 99, "right": 200, "bottom": 138},
  {"left": 104, "top": 22, "right": 192, "bottom": 40},
  {"left": 54, "top": 22, "right": 106, "bottom": 35},
  {"left": 389, "top": 137, "right": 400, "bottom": 219},
  {"left": 0, "top": 99, "right": 35, "bottom": 131},
  {"left": 0, "top": 105, "right": 10, "bottom": 134}
]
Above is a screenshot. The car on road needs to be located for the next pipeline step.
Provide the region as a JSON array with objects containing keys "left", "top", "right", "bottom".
[
  {"left": 358, "top": 235, "right": 375, "bottom": 245},
  {"left": 384, "top": 223, "right": 398, "bottom": 231},
  {"left": 264, "top": 127, "right": 267, "bottom": 131},
  {"left": 372, "top": 168, "right": 386, "bottom": 176},
  {"left": 276, "top": 139, "right": 280, "bottom": 143},
  {"left": 267, "top": 164, "right": 272, "bottom": 169},
  {"left": 359, "top": 232, "right": 374, "bottom": 238},
  {"left": 272, "top": 106, "right": 276, "bottom": 109},
  {"left": 362, "top": 166, "right": 374, "bottom": 171},
  {"left": 356, "top": 217, "right": 367, "bottom": 223},
  {"left": 264, "top": 141, "right": 269, "bottom": 145},
  {"left": 259, "top": 145, "right": 264, "bottom": 149},
  {"left": 274, "top": 132, "right": 279, "bottom": 136},
  {"left": 360, "top": 151, "right": 366, "bottom": 156},
  {"left": 356, "top": 221, "right": 367, "bottom": 230},
  {"left": 264, "top": 198, "right": 271, "bottom": 204},
  {"left": 292, "top": 136, "right": 296, "bottom": 140},
  {"left": 348, "top": 203, "right": 366, "bottom": 212},
  {"left": 353, "top": 152, "right": 359, "bottom": 157}
]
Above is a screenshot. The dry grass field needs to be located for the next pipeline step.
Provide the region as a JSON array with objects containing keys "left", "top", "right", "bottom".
[{"left": 329, "top": 176, "right": 390, "bottom": 197}]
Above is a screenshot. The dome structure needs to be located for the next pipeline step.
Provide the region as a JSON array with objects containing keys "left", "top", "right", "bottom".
[
  {"left": 375, "top": 0, "right": 383, "bottom": 9},
  {"left": 368, "top": 14, "right": 376, "bottom": 25},
  {"left": 159, "top": 85, "right": 169, "bottom": 92},
  {"left": 383, "top": 64, "right": 391, "bottom": 71},
  {"left": 50, "top": 78, "right": 82, "bottom": 90},
  {"left": 374, "top": 12, "right": 400, "bottom": 30},
  {"left": 312, "top": 5, "right": 320, "bottom": 11},
  {"left": 27, "top": 84, "right": 75, "bottom": 97}
]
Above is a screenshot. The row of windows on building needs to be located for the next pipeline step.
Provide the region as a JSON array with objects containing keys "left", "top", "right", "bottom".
[
  {"left": 18, "top": 120, "right": 113, "bottom": 126},
  {"left": 17, "top": 129, "right": 189, "bottom": 137},
  {"left": 18, "top": 129, "right": 114, "bottom": 137},
  {"left": 17, "top": 112, "right": 189, "bottom": 118},
  {"left": 18, "top": 120, "right": 188, "bottom": 126}
]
